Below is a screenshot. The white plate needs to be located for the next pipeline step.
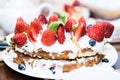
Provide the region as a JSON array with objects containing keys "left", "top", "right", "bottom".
[
  {"left": 64, "top": 67, "right": 120, "bottom": 80},
  {"left": 3, "top": 43, "right": 119, "bottom": 79}
]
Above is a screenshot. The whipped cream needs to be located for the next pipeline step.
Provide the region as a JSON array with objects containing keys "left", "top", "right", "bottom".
[
  {"left": 21, "top": 32, "right": 78, "bottom": 54},
  {"left": 6, "top": 32, "right": 105, "bottom": 57}
]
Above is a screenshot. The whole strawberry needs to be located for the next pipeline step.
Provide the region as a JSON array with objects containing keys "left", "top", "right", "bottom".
[
  {"left": 96, "top": 22, "right": 114, "bottom": 38},
  {"left": 87, "top": 21, "right": 114, "bottom": 42},
  {"left": 48, "top": 14, "right": 58, "bottom": 24},
  {"left": 87, "top": 23, "right": 104, "bottom": 42},
  {"left": 41, "top": 29, "right": 56, "bottom": 46},
  {"left": 12, "top": 33, "right": 27, "bottom": 47},
  {"left": 38, "top": 13, "right": 48, "bottom": 24},
  {"left": 14, "top": 17, "right": 29, "bottom": 34}
]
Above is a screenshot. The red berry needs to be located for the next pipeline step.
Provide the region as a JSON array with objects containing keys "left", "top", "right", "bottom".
[
  {"left": 30, "top": 18, "right": 43, "bottom": 36},
  {"left": 57, "top": 26, "right": 65, "bottom": 44},
  {"left": 87, "top": 23, "right": 104, "bottom": 42},
  {"left": 41, "top": 29, "right": 56, "bottom": 46},
  {"left": 64, "top": 18, "right": 76, "bottom": 32},
  {"left": 79, "top": 17, "right": 86, "bottom": 28},
  {"left": 96, "top": 22, "right": 114, "bottom": 38},
  {"left": 48, "top": 14, "right": 58, "bottom": 24},
  {"left": 14, "top": 17, "right": 29, "bottom": 34},
  {"left": 87, "top": 21, "right": 114, "bottom": 42},
  {"left": 74, "top": 24, "right": 83, "bottom": 41},
  {"left": 78, "top": 17, "right": 86, "bottom": 36},
  {"left": 12, "top": 33, "right": 27, "bottom": 47},
  {"left": 64, "top": 4, "right": 76, "bottom": 15},
  {"left": 38, "top": 13, "right": 48, "bottom": 24},
  {"left": 27, "top": 29, "right": 36, "bottom": 42},
  {"left": 64, "top": 4, "right": 71, "bottom": 12},
  {"left": 73, "top": 0, "right": 80, "bottom": 6}
]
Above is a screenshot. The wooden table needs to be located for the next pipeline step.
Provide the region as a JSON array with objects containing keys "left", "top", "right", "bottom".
[
  {"left": 0, "top": 62, "right": 45, "bottom": 80},
  {"left": 0, "top": 43, "right": 120, "bottom": 80},
  {"left": 111, "top": 43, "right": 120, "bottom": 52}
]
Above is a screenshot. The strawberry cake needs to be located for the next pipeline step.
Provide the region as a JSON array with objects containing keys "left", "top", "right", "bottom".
[
  {"left": 57, "top": 0, "right": 90, "bottom": 23},
  {"left": 5, "top": 13, "right": 114, "bottom": 73}
]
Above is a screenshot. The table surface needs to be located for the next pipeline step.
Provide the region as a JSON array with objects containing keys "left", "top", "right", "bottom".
[{"left": 0, "top": 43, "right": 120, "bottom": 80}]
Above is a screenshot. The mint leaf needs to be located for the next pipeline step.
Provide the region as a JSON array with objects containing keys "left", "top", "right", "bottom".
[{"left": 48, "top": 21, "right": 63, "bottom": 33}]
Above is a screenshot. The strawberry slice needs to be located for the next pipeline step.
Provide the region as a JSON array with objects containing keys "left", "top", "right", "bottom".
[
  {"left": 12, "top": 33, "right": 27, "bottom": 47},
  {"left": 48, "top": 14, "right": 58, "bottom": 24},
  {"left": 57, "top": 26, "right": 65, "bottom": 44},
  {"left": 30, "top": 18, "right": 43, "bottom": 36},
  {"left": 38, "top": 13, "right": 48, "bottom": 24},
  {"left": 87, "top": 23, "right": 104, "bottom": 42},
  {"left": 14, "top": 17, "right": 29, "bottom": 34},
  {"left": 41, "top": 29, "right": 56, "bottom": 46},
  {"left": 64, "top": 18, "right": 76, "bottom": 32},
  {"left": 28, "top": 18, "right": 43, "bottom": 42},
  {"left": 64, "top": 4, "right": 76, "bottom": 15},
  {"left": 96, "top": 22, "right": 114, "bottom": 38},
  {"left": 74, "top": 24, "right": 84, "bottom": 41},
  {"left": 79, "top": 17, "right": 86, "bottom": 28},
  {"left": 78, "top": 17, "right": 86, "bottom": 36},
  {"left": 27, "top": 29, "right": 36, "bottom": 42}
]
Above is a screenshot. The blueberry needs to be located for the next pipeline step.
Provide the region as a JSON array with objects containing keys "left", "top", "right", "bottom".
[
  {"left": 52, "top": 70, "right": 56, "bottom": 74},
  {"left": 18, "top": 64, "right": 26, "bottom": 70},
  {"left": 49, "top": 66, "right": 54, "bottom": 70},
  {"left": 102, "top": 58, "right": 109, "bottom": 63},
  {"left": 49, "top": 67, "right": 56, "bottom": 74},
  {"left": 89, "top": 39, "right": 96, "bottom": 46}
]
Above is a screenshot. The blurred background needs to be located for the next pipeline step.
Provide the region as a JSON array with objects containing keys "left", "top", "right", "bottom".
[{"left": 0, "top": 0, "right": 120, "bottom": 42}]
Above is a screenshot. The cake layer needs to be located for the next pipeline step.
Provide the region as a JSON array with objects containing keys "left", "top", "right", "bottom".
[
  {"left": 6, "top": 47, "right": 104, "bottom": 72},
  {"left": 11, "top": 45, "right": 101, "bottom": 60}
]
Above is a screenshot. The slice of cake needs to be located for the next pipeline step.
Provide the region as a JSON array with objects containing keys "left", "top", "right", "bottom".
[{"left": 5, "top": 13, "right": 114, "bottom": 73}]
